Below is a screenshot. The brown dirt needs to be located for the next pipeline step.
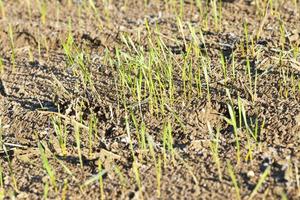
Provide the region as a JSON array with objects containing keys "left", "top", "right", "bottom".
[{"left": 0, "top": 0, "right": 300, "bottom": 199}]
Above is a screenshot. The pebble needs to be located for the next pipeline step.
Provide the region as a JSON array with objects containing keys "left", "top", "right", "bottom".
[{"left": 247, "top": 170, "right": 255, "bottom": 177}]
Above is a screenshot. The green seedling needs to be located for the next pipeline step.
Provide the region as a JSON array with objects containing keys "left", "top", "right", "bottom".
[
  {"left": 179, "top": 0, "right": 184, "bottom": 19},
  {"left": 208, "top": 123, "right": 222, "bottom": 181},
  {"left": 243, "top": 22, "right": 250, "bottom": 55},
  {"left": 136, "top": 73, "right": 143, "bottom": 118},
  {"left": 88, "top": 114, "right": 98, "bottom": 158},
  {"left": 227, "top": 161, "right": 241, "bottom": 200},
  {"left": 53, "top": 155, "right": 78, "bottom": 182},
  {"left": 245, "top": 57, "right": 254, "bottom": 101},
  {"left": 0, "top": 165, "right": 4, "bottom": 200},
  {"left": 0, "top": 117, "right": 3, "bottom": 145},
  {"left": 203, "top": 63, "right": 211, "bottom": 103},
  {"left": 218, "top": 0, "right": 223, "bottom": 28},
  {"left": 37, "top": 36, "right": 42, "bottom": 61},
  {"left": 242, "top": 18, "right": 256, "bottom": 57},
  {"left": 268, "top": 0, "right": 274, "bottom": 15},
  {"left": 67, "top": 0, "right": 72, "bottom": 8},
  {"left": 147, "top": 134, "right": 162, "bottom": 198},
  {"left": 177, "top": 17, "right": 187, "bottom": 50},
  {"left": 224, "top": 104, "right": 240, "bottom": 165},
  {"left": 61, "top": 179, "right": 68, "bottom": 200},
  {"left": 3, "top": 145, "right": 18, "bottom": 192},
  {"left": 82, "top": 166, "right": 107, "bottom": 188},
  {"left": 281, "top": 192, "right": 288, "bottom": 200},
  {"left": 103, "top": 0, "right": 111, "bottom": 22},
  {"left": 26, "top": 0, "right": 32, "bottom": 21},
  {"left": 195, "top": 0, "right": 202, "bottom": 15},
  {"left": 208, "top": 0, "right": 222, "bottom": 31},
  {"left": 62, "top": 21, "right": 75, "bottom": 67},
  {"left": 132, "top": 160, "right": 143, "bottom": 200},
  {"left": 73, "top": 102, "right": 83, "bottom": 168},
  {"left": 220, "top": 52, "right": 227, "bottom": 81},
  {"left": 125, "top": 113, "right": 144, "bottom": 200},
  {"left": 51, "top": 116, "right": 67, "bottom": 156},
  {"left": 74, "top": 123, "right": 83, "bottom": 168},
  {"left": 162, "top": 121, "right": 175, "bottom": 164},
  {"left": 0, "top": 0, "right": 5, "bottom": 18},
  {"left": 231, "top": 51, "right": 236, "bottom": 78},
  {"left": 62, "top": 24, "right": 93, "bottom": 88},
  {"left": 140, "top": 121, "right": 147, "bottom": 150},
  {"left": 113, "top": 165, "right": 126, "bottom": 188},
  {"left": 55, "top": 2, "right": 61, "bottom": 27},
  {"left": 245, "top": 133, "right": 255, "bottom": 162},
  {"left": 38, "top": 142, "right": 56, "bottom": 190},
  {"left": 39, "top": 0, "right": 47, "bottom": 25},
  {"left": 0, "top": 57, "right": 3, "bottom": 74},
  {"left": 130, "top": 111, "right": 141, "bottom": 146},
  {"left": 155, "top": 156, "right": 162, "bottom": 198},
  {"left": 125, "top": 114, "right": 134, "bottom": 157},
  {"left": 42, "top": 36, "right": 50, "bottom": 59},
  {"left": 186, "top": 45, "right": 194, "bottom": 100},
  {"left": 98, "top": 159, "right": 105, "bottom": 200},
  {"left": 88, "top": 0, "right": 101, "bottom": 23},
  {"left": 188, "top": 23, "right": 203, "bottom": 97},
  {"left": 43, "top": 181, "right": 49, "bottom": 200},
  {"left": 279, "top": 19, "right": 286, "bottom": 51},
  {"left": 249, "top": 166, "right": 271, "bottom": 200},
  {"left": 212, "top": 0, "right": 218, "bottom": 31},
  {"left": 28, "top": 47, "right": 34, "bottom": 62}
]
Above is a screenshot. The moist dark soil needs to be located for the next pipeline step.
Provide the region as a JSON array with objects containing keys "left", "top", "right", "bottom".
[{"left": 0, "top": 0, "right": 300, "bottom": 199}]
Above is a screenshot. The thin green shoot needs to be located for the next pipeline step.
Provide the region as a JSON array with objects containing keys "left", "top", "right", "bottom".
[
  {"left": 244, "top": 21, "right": 249, "bottom": 55},
  {"left": 140, "top": 121, "right": 147, "bottom": 150},
  {"left": 203, "top": 63, "right": 211, "bottom": 103},
  {"left": 220, "top": 53, "right": 227, "bottom": 81},
  {"left": 113, "top": 165, "right": 126, "bottom": 188},
  {"left": 248, "top": 166, "right": 271, "bottom": 200},
  {"left": 51, "top": 116, "right": 67, "bottom": 156},
  {"left": 212, "top": 0, "right": 219, "bottom": 31},
  {"left": 246, "top": 57, "right": 254, "bottom": 101},
  {"left": 74, "top": 123, "right": 83, "bottom": 168},
  {"left": 81, "top": 166, "right": 108, "bottom": 192},
  {"left": 224, "top": 104, "right": 240, "bottom": 165},
  {"left": 179, "top": 0, "right": 184, "bottom": 19},
  {"left": 40, "top": 0, "right": 47, "bottom": 25},
  {"left": 0, "top": 0, "right": 5, "bottom": 19},
  {"left": 156, "top": 156, "right": 162, "bottom": 198},
  {"left": 208, "top": 123, "right": 222, "bottom": 181},
  {"left": 0, "top": 57, "right": 3, "bottom": 74},
  {"left": 38, "top": 142, "right": 57, "bottom": 189},
  {"left": 147, "top": 134, "right": 162, "bottom": 198},
  {"left": 132, "top": 160, "right": 143, "bottom": 200},
  {"left": 0, "top": 117, "right": 3, "bottom": 146},
  {"left": 61, "top": 179, "right": 68, "bottom": 200},
  {"left": 162, "top": 121, "right": 175, "bottom": 164},
  {"left": 0, "top": 165, "right": 4, "bottom": 199},
  {"left": 245, "top": 132, "right": 255, "bottom": 162},
  {"left": 43, "top": 181, "right": 49, "bottom": 200},
  {"left": 3, "top": 145, "right": 18, "bottom": 192},
  {"left": 98, "top": 159, "right": 105, "bottom": 200},
  {"left": 227, "top": 161, "right": 241, "bottom": 200}
]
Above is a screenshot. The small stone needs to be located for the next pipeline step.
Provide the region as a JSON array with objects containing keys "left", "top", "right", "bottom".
[
  {"left": 247, "top": 170, "right": 255, "bottom": 177},
  {"left": 273, "top": 186, "right": 284, "bottom": 195}
]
